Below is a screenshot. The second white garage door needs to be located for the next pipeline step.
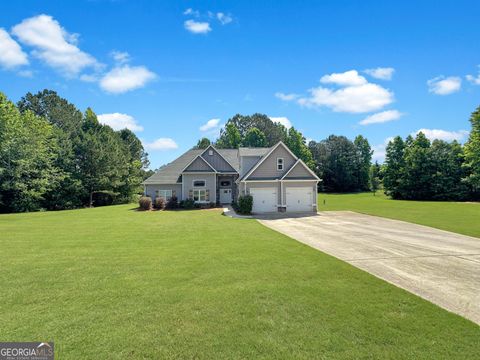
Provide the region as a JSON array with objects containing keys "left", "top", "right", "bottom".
[
  {"left": 250, "top": 187, "right": 277, "bottom": 213},
  {"left": 286, "top": 187, "right": 313, "bottom": 212}
]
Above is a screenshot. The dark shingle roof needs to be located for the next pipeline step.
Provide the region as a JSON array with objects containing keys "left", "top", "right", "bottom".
[
  {"left": 143, "top": 148, "right": 243, "bottom": 185},
  {"left": 143, "top": 149, "right": 202, "bottom": 184},
  {"left": 238, "top": 147, "right": 270, "bottom": 157}
]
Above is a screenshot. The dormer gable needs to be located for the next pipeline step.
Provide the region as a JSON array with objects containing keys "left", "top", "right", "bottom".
[{"left": 201, "top": 145, "right": 236, "bottom": 172}]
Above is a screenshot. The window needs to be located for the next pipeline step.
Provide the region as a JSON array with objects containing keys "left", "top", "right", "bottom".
[
  {"left": 277, "top": 158, "right": 284, "bottom": 171},
  {"left": 208, "top": 149, "right": 214, "bottom": 156},
  {"left": 193, "top": 189, "right": 206, "bottom": 202},
  {"left": 193, "top": 180, "right": 206, "bottom": 187},
  {"left": 156, "top": 189, "right": 172, "bottom": 200},
  {"left": 220, "top": 180, "right": 231, "bottom": 187}
]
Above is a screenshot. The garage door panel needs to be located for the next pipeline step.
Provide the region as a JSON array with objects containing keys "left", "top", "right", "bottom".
[
  {"left": 286, "top": 187, "right": 313, "bottom": 212},
  {"left": 250, "top": 188, "right": 277, "bottom": 213}
]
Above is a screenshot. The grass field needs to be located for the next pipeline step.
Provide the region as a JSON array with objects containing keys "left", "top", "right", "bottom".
[
  {"left": 318, "top": 192, "right": 480, "bottom": 238},
  {"left": 1, "top": 205, "right": 479, "bottom": 359}
]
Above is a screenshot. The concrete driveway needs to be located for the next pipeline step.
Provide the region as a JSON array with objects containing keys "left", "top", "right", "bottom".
[{"left": 258, "top": 211, "right": 480, "bottom": 324}]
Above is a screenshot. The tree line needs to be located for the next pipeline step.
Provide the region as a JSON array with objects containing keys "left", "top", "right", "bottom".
[
  {"left": 382, "top": 106, "right": 480, "bottom": 200},
  {"left": 0, "top": 90, "right": 149, "bottom": 213}
]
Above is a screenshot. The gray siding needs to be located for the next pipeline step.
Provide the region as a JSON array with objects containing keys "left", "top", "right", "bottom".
[
  {"left": 284, "top": 162, "right": 316, "bottom": 179},
  {"left": 240, "top": 156, "right": 261, "bottom": 177},
  {"left": 282, "top": 181, "right": 317, "bottom": 208},
  {"left": 145, "top": 184, "right": 182, "bottom": 200},
  {"left": 249, "top": 145, "right": 296, "bottom": 179},
  {"left": 184, "top": 156, "right": 214, "bottom": 172},
  {"left": 182, "top": 173, "right": 216, "bottom": 202},
  {"left": 202, "top": 147, "right": 236, "bottom": 172}
]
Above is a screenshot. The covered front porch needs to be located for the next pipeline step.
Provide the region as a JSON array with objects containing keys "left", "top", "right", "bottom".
[{"left": 216, "top": 174, "right": 238, "bottom": 204}]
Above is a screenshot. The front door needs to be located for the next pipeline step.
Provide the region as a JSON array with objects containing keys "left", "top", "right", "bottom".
[{"left": 220, "top": 188, "right": 232, "bottom": 204}]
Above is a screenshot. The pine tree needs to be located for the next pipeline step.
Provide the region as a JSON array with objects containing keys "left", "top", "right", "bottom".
[
  {"left": 463, "top": 105, "right": 480, "bottom": 198},
  {"left": 383, "top": 136, "right": 405, "bottom": 199}
]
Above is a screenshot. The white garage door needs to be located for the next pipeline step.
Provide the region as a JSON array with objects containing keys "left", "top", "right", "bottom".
[
  {"left": 250, "top": 188, "right": 277, "bottom": 213},
  {"left": 286, "top": 187, "right": 313, "bottom": 212}
]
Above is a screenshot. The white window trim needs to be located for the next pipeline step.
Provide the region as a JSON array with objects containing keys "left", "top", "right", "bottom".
[
  {"left": 156, "top": 189, "right": 173, "bottom": 200},
  {"left": 192, "top": 188, "right": 208, "bottom": 203},
  {"left": 192, "top": 179, "right": 206, "bottom": 188},
  {"left": 277, "top": 157, "right": 284, "bottom": 171}
]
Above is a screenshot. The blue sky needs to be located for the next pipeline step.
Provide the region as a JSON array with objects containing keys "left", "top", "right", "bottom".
[{"left": 1, "top": 1, "right": 479, "bottom": 168}]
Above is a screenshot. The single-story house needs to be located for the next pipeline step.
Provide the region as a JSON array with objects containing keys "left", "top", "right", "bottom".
[{"left": 143, "top": 141, "right": 320, "bottom": 213}]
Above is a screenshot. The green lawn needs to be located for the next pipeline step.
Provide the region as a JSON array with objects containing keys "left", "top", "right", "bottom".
[
  {"left": 0, "top": 205, "right": 478, "bottom": 359},
  {"left": 318, "top": 192, "right": 480, "bottom": 238}
]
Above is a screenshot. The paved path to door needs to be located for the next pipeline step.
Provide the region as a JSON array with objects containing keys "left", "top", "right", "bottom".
[{"left": 258, "top": 211, "right": 480, "bottom": 324}]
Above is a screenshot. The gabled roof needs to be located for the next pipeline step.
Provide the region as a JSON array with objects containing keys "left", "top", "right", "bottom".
[
  {"left": 182, "top": 155, "right": 217, "bottom": 173},
  {"left": 201, "top": 145, "right": 237, "bottom": 172},
  {"left": 143, "top": 149, "right": 203, "bottom": 184},
  {"left": 143, "top": 147, "right": 241, "bottom": 185},
  {"left": 240, "top": 141, "right": 298, "bottom": 181},
  {"left": 281, "top": 159, "right": 320, "bottom": 181},
  {"left": 238, "top": 147, "right": 271, "bottom": 157}
]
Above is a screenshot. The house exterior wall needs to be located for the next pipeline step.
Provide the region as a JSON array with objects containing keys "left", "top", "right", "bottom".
[
  {"left": 184, "top": 157, "right": 214, "bottom": 172},
  {"left": 282, "top": 181, "right": 318, "bottom": 209},
  {"left": 145, "top": 184, "right": 182, "bottom": 200},
  {"left": 249, "top": 146, "right": 296, "bottom": 179},
  {"left": 284, "top": 163, "right": 315, "bottom": 179},
  {"left": 182, "top": 173, "right": 216, "bottom": 202},
  {"left": 202, "top": 147, "right": 236, "bottom": 172}
]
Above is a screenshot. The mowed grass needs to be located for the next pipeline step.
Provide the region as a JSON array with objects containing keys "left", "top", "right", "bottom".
[
  {"left": 0, "top": 205, "right": 478, "bottom": 359},
  {"left": 318, "top": 192, "right": 480, "bottom": 238}
]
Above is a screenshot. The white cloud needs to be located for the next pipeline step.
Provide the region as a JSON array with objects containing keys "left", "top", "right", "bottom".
[
  {"left": 466, "top": 66, "right": 480, "bottom": 85},
  {"left": 275, "top": 92, "right": 299, "bottom": 101},
  {"left": 466, "top": 74, "right": 480, "bottom": 85},
  {"left": 12, "top": 14, "right": 97, "bottom": 76},
  {"left": 184, "top": 20, "right": 211, "bottom": 34},
  {"left": 111, "top": 50, "right": 130, "bottom": 64},
  {"left": 97, "top": 113, "right": 143, "bottom": 132},
  {"left": 298, "top": 82, "right": 394, "bottom": 113},
  {"left": 359, "top": 110, "right": 403, "bottom": 125},
  {"left": 217, "top": 12, "right": 233, "bottom": 25},
  {"left": 320, "top": 70, "right": 367, "bottom": 86},
  {"left": 183, "top": 8, "right": 200, "bottom": 17},
  {"left": 200, "top": 118, "right": 221, "bottom": 132},
  {"left": 414, "top": 129, "right": 468, "bottom": 142},
  {"left": 365, "top": 67, "right": 395, "bottom": 80},
  {"left": 99, "top": 65, "right": 156, "bottom": 93},
  {"left": 279, "top": 70, "right": 394, "bottom": 113},
  {"left": 269, "top": 116, "right": 292, "bottom": 129},
  {"left": 143, "top": 138, "right": 178, "bottom": 151},
  {"left": 372, "top": 137, "right": 394, "bottom": 162},
  {"left": 427, "top": 76, "right": 461, "bottom": 95},
  {"left": 0, "top": 28, "right": 28, "bottom": 69}
]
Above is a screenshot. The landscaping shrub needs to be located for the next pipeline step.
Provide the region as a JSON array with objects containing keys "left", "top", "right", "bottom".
[
  {"left": 92, "top": 191, "right": 115, "bottom": 207},
  {"left": 138, "top": 196, "right": 152, "bottom": 210},
  {"left": 154, "top": 197, "right": 166, "bottom": 210},
  {"left": 238, "top": 195, "right": 253, "bottom": 214},
  {"left": 209, "top": 202, "right": 216, "bottom": 208},
  {"left": 166, "top": 196, "right": 179, "bottom": 209},
  {"left": 181, "top": 199, "right": 195, "bottom": 209}
]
